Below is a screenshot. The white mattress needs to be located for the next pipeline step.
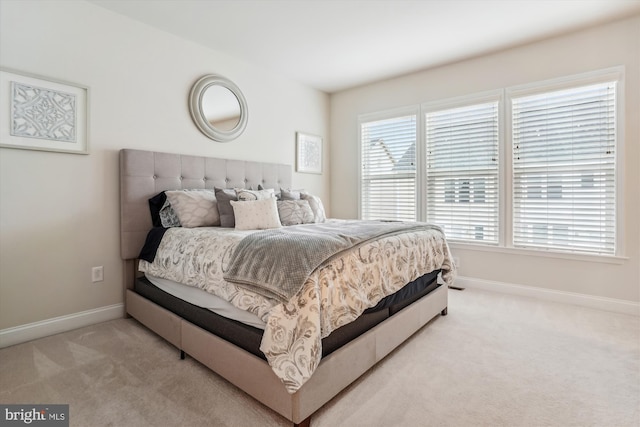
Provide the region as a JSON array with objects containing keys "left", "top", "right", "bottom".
[{"left": 144, "top": 274, "right": 266, "bottom": 329}]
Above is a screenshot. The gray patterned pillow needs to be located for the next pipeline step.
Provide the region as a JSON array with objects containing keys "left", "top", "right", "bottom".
[
  {"left": 164, "top": 189, "right": 219, "bottom": 228},
  {"left": 277, "top": 200, "right": 315, "bottom": 226},
  {"left": 301, "top": 193, "right": 326, "bottom": 223}
]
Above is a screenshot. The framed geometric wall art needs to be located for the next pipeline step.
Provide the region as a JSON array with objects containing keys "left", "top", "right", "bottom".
[
  {"left": 0, "top": 68, "right": 89, "bottom": 154},
  {"left": 295, "top": 131, "right": 322, "bottom": 174}
]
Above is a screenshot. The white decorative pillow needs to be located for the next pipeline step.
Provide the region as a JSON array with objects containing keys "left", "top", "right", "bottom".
[
  {"left": 236, "top": 188, "right": 275, "bottom": 201},
  {"left": 301, "top": 192, "right": 326, "bottom": 223},
  {"left": 165, "top": 189, "right": 220, "bottom": 228},
  {"left": 230, "top": 198, "right": 282, "bottom": 230},
  {"left": 277, "top": 200, "right": 315, "bottom": 226}
]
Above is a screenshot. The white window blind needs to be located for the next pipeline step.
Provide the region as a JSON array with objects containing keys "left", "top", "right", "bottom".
[
  {"left": 512, "top": 82, "right": 616, "bottom": 254},
  {"left": 425, "top": 102, "right": 499, "bottom": 243},
  {"left": 360, "top": 114, "right": 417, "bottom": 221}
]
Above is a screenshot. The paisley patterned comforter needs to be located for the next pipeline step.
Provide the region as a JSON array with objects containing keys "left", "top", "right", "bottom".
[{"left": 138, "top": 220, "right": 456, "bottom": 393}]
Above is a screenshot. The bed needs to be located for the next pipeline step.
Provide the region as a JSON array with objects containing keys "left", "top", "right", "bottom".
[{"left": 120, "top": 148, "right": 454, "bottom": 426}]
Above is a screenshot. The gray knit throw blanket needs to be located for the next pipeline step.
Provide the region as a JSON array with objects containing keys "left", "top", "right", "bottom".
[{"left": 223, "top": 220, "right": 441, "bottom": 302}]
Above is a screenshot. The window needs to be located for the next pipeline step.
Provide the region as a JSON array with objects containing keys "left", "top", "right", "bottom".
[
  {"left": 511, "top": 82, "right": 617, "bottom": 255},
  {"left": 425, "top": 101, "right": 500, "bottom": 244},
  {"left": 358, "top": 69, "right": 621, "bottom": 257},
  {"left": 360, "top": 112, "right": 417, "bottom": 221}
]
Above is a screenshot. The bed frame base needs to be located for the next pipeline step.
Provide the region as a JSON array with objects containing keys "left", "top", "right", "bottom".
[
  {"left": 125, "top": 280, "right": 447, "bottom": 425},
  {"left": 119, "top": 150, "right": 449, "bottom": 425},
  {"left": 295, "top": 417, "right": 311, "bottom": 427}
]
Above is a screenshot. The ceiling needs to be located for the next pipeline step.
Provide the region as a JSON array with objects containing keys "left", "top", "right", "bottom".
[{"left": 88, "top": 0, "right": 640, "bottom": 93}]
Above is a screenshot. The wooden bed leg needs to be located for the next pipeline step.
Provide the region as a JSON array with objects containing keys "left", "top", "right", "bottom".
[
  {"left": 293, "top": 416, "right": 311, "bottom": 427},
  {"left": 441, "top": 307, "right": 448, "bottom": 316},
  {"left": 180, "top": 350, "right": 186, "bottom": 360}
]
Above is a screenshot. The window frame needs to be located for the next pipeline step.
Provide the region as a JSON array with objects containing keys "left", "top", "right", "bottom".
[
  {"left": 356, "top": 68, "right": 625, "bottom": 262},
  {"left": 504, "top": 67, "right": 625, "bottom": 257},
  {"left": 357, "top": 105, "right": 421, "bottom": 221},
  {"left": 422, "top": 90, "right": 504, "bottom": 245}
]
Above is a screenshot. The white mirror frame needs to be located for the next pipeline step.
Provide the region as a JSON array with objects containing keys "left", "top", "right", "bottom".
[{"left": 189, "top": 74, "right": 248, "bottom": 142}]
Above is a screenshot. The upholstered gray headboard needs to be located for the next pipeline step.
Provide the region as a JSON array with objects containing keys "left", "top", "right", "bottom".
[{"left": 120, "top": 149, "right": 292, "bottom": 260}]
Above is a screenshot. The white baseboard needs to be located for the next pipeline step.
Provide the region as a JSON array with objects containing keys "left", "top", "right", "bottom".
[
  {"left": 455, "top": 276, "right": 639, "bottom": 316},
  {"left": 0, "top": 304, "right": 124, "bottom": 349}
]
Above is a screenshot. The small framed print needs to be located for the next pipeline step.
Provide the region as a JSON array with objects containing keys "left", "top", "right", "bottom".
[
  {"left": 296, "top": 132, "right": 322, "bottom": 174},
  {"left": 0, "top": 68, "right": 89, "bottom": 154}
]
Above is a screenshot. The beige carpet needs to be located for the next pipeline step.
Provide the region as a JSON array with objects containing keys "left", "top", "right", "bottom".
[{"left": 1, "top": 288, "right": 638, "bottom": 427}]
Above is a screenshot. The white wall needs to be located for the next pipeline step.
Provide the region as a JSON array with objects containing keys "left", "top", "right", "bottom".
[
  {"left": 0, "top": 0, "right": 330, "bottom": 330},
  {"left": 330, "top": 15, "right": 640, "bottom": 305}
]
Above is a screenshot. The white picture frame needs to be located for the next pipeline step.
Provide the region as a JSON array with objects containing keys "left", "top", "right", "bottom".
[
  {"left": 296, "top": 132, "right": 322, "bottom": 174},
  {"left": 0, "top": 68, "right": 89, "bottom": 154}
]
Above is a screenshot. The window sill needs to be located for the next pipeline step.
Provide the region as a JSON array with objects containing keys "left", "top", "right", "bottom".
[{"left": 448, "top": 242, "right": 627, "bottom": 265}]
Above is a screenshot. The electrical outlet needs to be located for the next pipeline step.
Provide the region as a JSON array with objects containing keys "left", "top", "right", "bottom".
[{"left": 91, "top": 266, "right": 104, "bottom": 283}]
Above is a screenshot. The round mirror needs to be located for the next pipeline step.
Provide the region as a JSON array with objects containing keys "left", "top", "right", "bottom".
[
  {"left": 202, "top": 86, "right": 241, "bottom": 131},
  {"left": 189, "top": 74, "right": 248, "bottom": 142}
]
